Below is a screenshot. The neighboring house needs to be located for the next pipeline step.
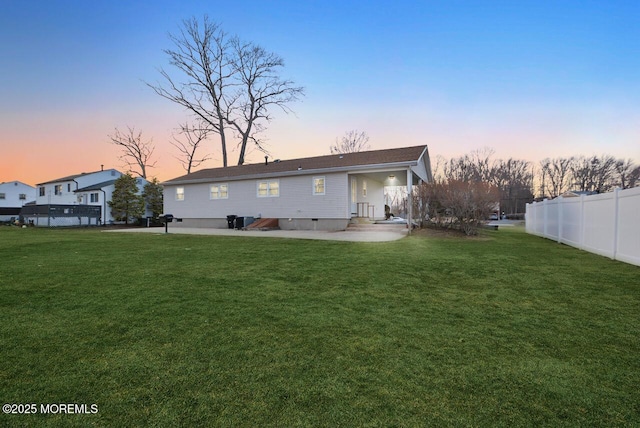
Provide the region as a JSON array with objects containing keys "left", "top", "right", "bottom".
[
  {"left": 0, "top": 181, "right": 36, "bottom": 222},
  {"left": 22, "top": 169, "right": 152, "bottom": 226},
  {"left": 75, "top": 178, "right": 153, "bottom": 224},
  {"left": 162, "top": 145, "right": 433, "bottom": 230},
  {"left": 34, "top": 168, "right": 123, "bottom": 206},
  {"left": 560, "top": 190, "right": 599, "bottom": 198}
]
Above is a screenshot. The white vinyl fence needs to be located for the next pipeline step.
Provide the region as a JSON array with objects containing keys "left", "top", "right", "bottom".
[{"left": 526, "top": 187, "right": 640, "bottom": 267}]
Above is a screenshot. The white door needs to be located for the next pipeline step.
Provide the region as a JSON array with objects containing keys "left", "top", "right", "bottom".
[{"left": 350, "top": 177, "right": 357, "bottom": 215}]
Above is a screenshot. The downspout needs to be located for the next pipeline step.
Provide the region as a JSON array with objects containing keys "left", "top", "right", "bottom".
[
  {"left": 407, "top": 168, "right": 413, "bottom": 235},
  {"left": 72, "top": 179, "right": 79, "bottom": 199},
  {"left": 100, "top": 189, "right": 107, "bottom": 225}
]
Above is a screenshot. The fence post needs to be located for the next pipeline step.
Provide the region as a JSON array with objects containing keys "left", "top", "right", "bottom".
[
  {"left": 613, "top": 188, "right": 620, "bottom": 260},
  {"left": 579, "top": 194, "right": 585, "bottom": 251},
  {"left": 557, "top": 196, "right": 563, "bottom": 243},
  {"left": 543, "top": 199, "right": 548, "bottom": 238}
]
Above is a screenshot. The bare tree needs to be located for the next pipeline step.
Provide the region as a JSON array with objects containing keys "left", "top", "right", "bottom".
[
  {"left": 590, "top": 155, "right": 617, "bottom": 193},
  {"left": 570, "top": 155, "right": 618, "bottom": 194},
  {"left": 229, "top": 38, "right": 304, "bottom": 165},
  {"left": 108, "top": 126, "right": 156, "bottom": 179},
  {"left": 468, "top": 147, "right": 495, "bottom": 182},
  {"left": 148, "top": 16, "right": 233, "bottom": 166},
  {"left": 615, "top": 160, "right": 640, "bottom": 189},
  {"left": 442, "top": 147, "right": 494, "bottom": 182},
  {"left": 539, "top": 157, "right": 573, "bottom": 198},
  {"left": 171, "top": 121, "right": 213, "bottom": 174},
  {"left": 491, "top": 158, "right": 534, "bottom": 214},
  {"left": 330, "top": 130, "right": 371, "bottom": 154},
  {"left": 570, "top": 156, "right": 594, "bottom": 192},
  {"left": 148, "top": 16, "right": 303, "bottom": 167},
  {"left": 431, "top": 155, "right": 448, "bottom": 183}
]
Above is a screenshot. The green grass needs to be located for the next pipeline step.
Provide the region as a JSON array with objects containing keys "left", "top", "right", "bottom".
[{"left": 0, "top": 226, "right": 638, "bottom": 427}]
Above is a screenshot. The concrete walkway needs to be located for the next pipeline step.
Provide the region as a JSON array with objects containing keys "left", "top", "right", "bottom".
[{"left": 104, "top": 226, "right": 408, "bottom": 242}]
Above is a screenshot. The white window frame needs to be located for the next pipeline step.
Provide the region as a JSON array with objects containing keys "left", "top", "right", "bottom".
[
  {"left": 90, "top": 193, "right": 99, "bottom": 203},
  {"left": 0, "top": 193, "right": 5, "bottom": 200},
  {"left": 54, "top": 185, "right": 62, "bottom": 195},
  {"left": 210, "top": 183, "right": 229, "bottom": 200},
  {"left": 313, "top": 176, "right": 325, "bottom": 195},
  {"left": 39, "top": 187, "right": 45, "bottom": 197},
  {"left": 176, "top": 187, "right": 185, "bottom": 201},
  {"left": 257, "top": 180, "right": 279, "bottom": 197},
  {"left": 19, "top": 193, "right": 27, "bottom": 200},
  {"left": 362, "top": 180, "right": 367, "bottom": 197}
]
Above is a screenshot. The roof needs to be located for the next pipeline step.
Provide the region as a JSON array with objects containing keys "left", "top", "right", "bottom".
[
  {"left": 0, "top": 180, "right": 35, "bottom": 188},
  {"left": 36, "top": 169, "right": 119, "bottom": 186},
  {"left": 75, "top": 180, "right": 118, "bottom": 192},
  {"left": 163, "top": 145, "right": 429, "bottom": 185}
]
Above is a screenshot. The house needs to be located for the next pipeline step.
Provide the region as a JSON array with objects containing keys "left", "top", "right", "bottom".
[
  {"left": 34, "top": 168, "right": 123, "bottom": 206},
  {"left": 22, "top": 169, "right": 152, "bottom": 226},
  {"left": 74, "top": 179, "right": 128, "bottom": 224},
  {"left": 162, "top": 145, "right": 433, "bottom": 230},
  {"left": 560, "top": 190, "right": 599, "bottom": 198},
  {"left": 0, "top": 181, "right": 36, "bottom": 222}
]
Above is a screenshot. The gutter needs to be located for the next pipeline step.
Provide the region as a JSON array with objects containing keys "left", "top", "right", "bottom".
[{"left": 161, "top": 160, "right": 422, "bottom": 186}]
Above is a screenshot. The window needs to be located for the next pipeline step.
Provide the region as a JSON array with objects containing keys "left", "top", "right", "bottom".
[
  {"left": 67, "top": 183, "right": 71, "bottom": 192},
  {"left": 19, "top": 194, "right": 26, "bottom": 200},
  {"left": 0, "top": 193, "right": 5, "bottom": 200},
  {"left": 90, "top": 193, "right": 99, "bottom": 203},
  {"left": 176, "top": 187, "right": 185, "bottom": 201},
  {"left": 210, "top": 184, "right": 228, "bottom": 199},
  {"left": 54, "top": 185, "right": 62, "bottom": 195},
  {"left": 313, "top": 177, "right": 325, "bottom": 195},
  {"left": 362, "top": 180, "right": 367, "bottom": 197},
  {"left": 39, "top": 187, "right": 45, "bottom": 196},
  {"left": 257, "top": 180, "right": 279, "bottom": 197}
]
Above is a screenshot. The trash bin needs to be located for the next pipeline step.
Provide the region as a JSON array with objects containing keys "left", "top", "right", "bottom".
[
  {"left": 226, "top": 215, "right": 237, "bottom": 229},
  {"left": 235, "top": 216, "right": 244, "bottom": 229}
]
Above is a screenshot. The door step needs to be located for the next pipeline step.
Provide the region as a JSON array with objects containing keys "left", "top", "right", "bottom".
[{"left": 245, "top": 218, "right": 279, "bottom": 230}]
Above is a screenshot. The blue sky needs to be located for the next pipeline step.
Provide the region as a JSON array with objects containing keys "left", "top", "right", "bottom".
[{"left": 1, "top": 0, "right": 638, "bottom": 184}]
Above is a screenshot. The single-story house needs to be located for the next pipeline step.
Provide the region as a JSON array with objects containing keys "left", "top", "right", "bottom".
[
  {"left": 0, "top": 181, "right": 36, "bottom": 222},
  {"left": 162, "top": 145, "right": 433, "bottom": 230}
]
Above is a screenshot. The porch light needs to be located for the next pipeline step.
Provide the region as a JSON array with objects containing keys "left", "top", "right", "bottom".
[{"left": 388, "top": 175, "right": 395, "bottom": 180}]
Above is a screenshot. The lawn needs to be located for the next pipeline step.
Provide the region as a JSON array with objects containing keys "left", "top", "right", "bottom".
[{"left": 0, "top": 226, "right": 638, "bottom": 427}]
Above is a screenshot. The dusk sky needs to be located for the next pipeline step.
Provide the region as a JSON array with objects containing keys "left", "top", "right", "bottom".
[{"left": 1, "top": 0, "right": 639, "bottom": 186}]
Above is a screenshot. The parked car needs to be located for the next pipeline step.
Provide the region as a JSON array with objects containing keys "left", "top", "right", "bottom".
[{"left": 489, "top": 213, "right": 499, "bottom": 220}]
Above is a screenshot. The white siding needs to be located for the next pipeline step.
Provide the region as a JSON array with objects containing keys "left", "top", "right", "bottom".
[
  {"left": 36, "top": 169, "right": 122, "bottom": 205},
  {"left": 0, "top": 181, "right": 36, "bottom": 208},
  {"left": 164, "top": 172, "right": 349, "bottom": 220}
]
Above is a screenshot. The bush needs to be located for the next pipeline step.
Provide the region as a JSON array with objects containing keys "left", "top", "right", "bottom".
[{"left": 414, "top": 180, "right": 500, "bottom": 235}]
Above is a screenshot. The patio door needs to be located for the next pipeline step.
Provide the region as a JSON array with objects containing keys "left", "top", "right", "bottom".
[{"left": 350, "top": 177, "right": 357, "bottom": 215}]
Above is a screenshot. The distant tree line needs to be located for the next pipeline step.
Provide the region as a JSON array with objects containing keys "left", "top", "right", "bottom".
[
  {"left": 434, "top": 148, "right": 534, "bottom": 215},
  {"left": 411, "top": 148, "right": 638, "bottom": 235},
  {"left": 538, "top": 155, "right": 639, "bottom": 198}
]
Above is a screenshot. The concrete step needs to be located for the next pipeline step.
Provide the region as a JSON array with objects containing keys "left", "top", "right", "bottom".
[{"left": 346, "top": 222, "right": 407, "bottom": 231}]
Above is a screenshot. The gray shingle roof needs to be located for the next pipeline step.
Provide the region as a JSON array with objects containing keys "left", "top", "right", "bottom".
[
  {"left": 36, "top": 169, "right": 120, "bottom": 186},
  {"left": 163, "top": 145, "right": 429, "bottom": 185},
  {"left": 75, "top": 180, "right": 118, "bottom": 192}
]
